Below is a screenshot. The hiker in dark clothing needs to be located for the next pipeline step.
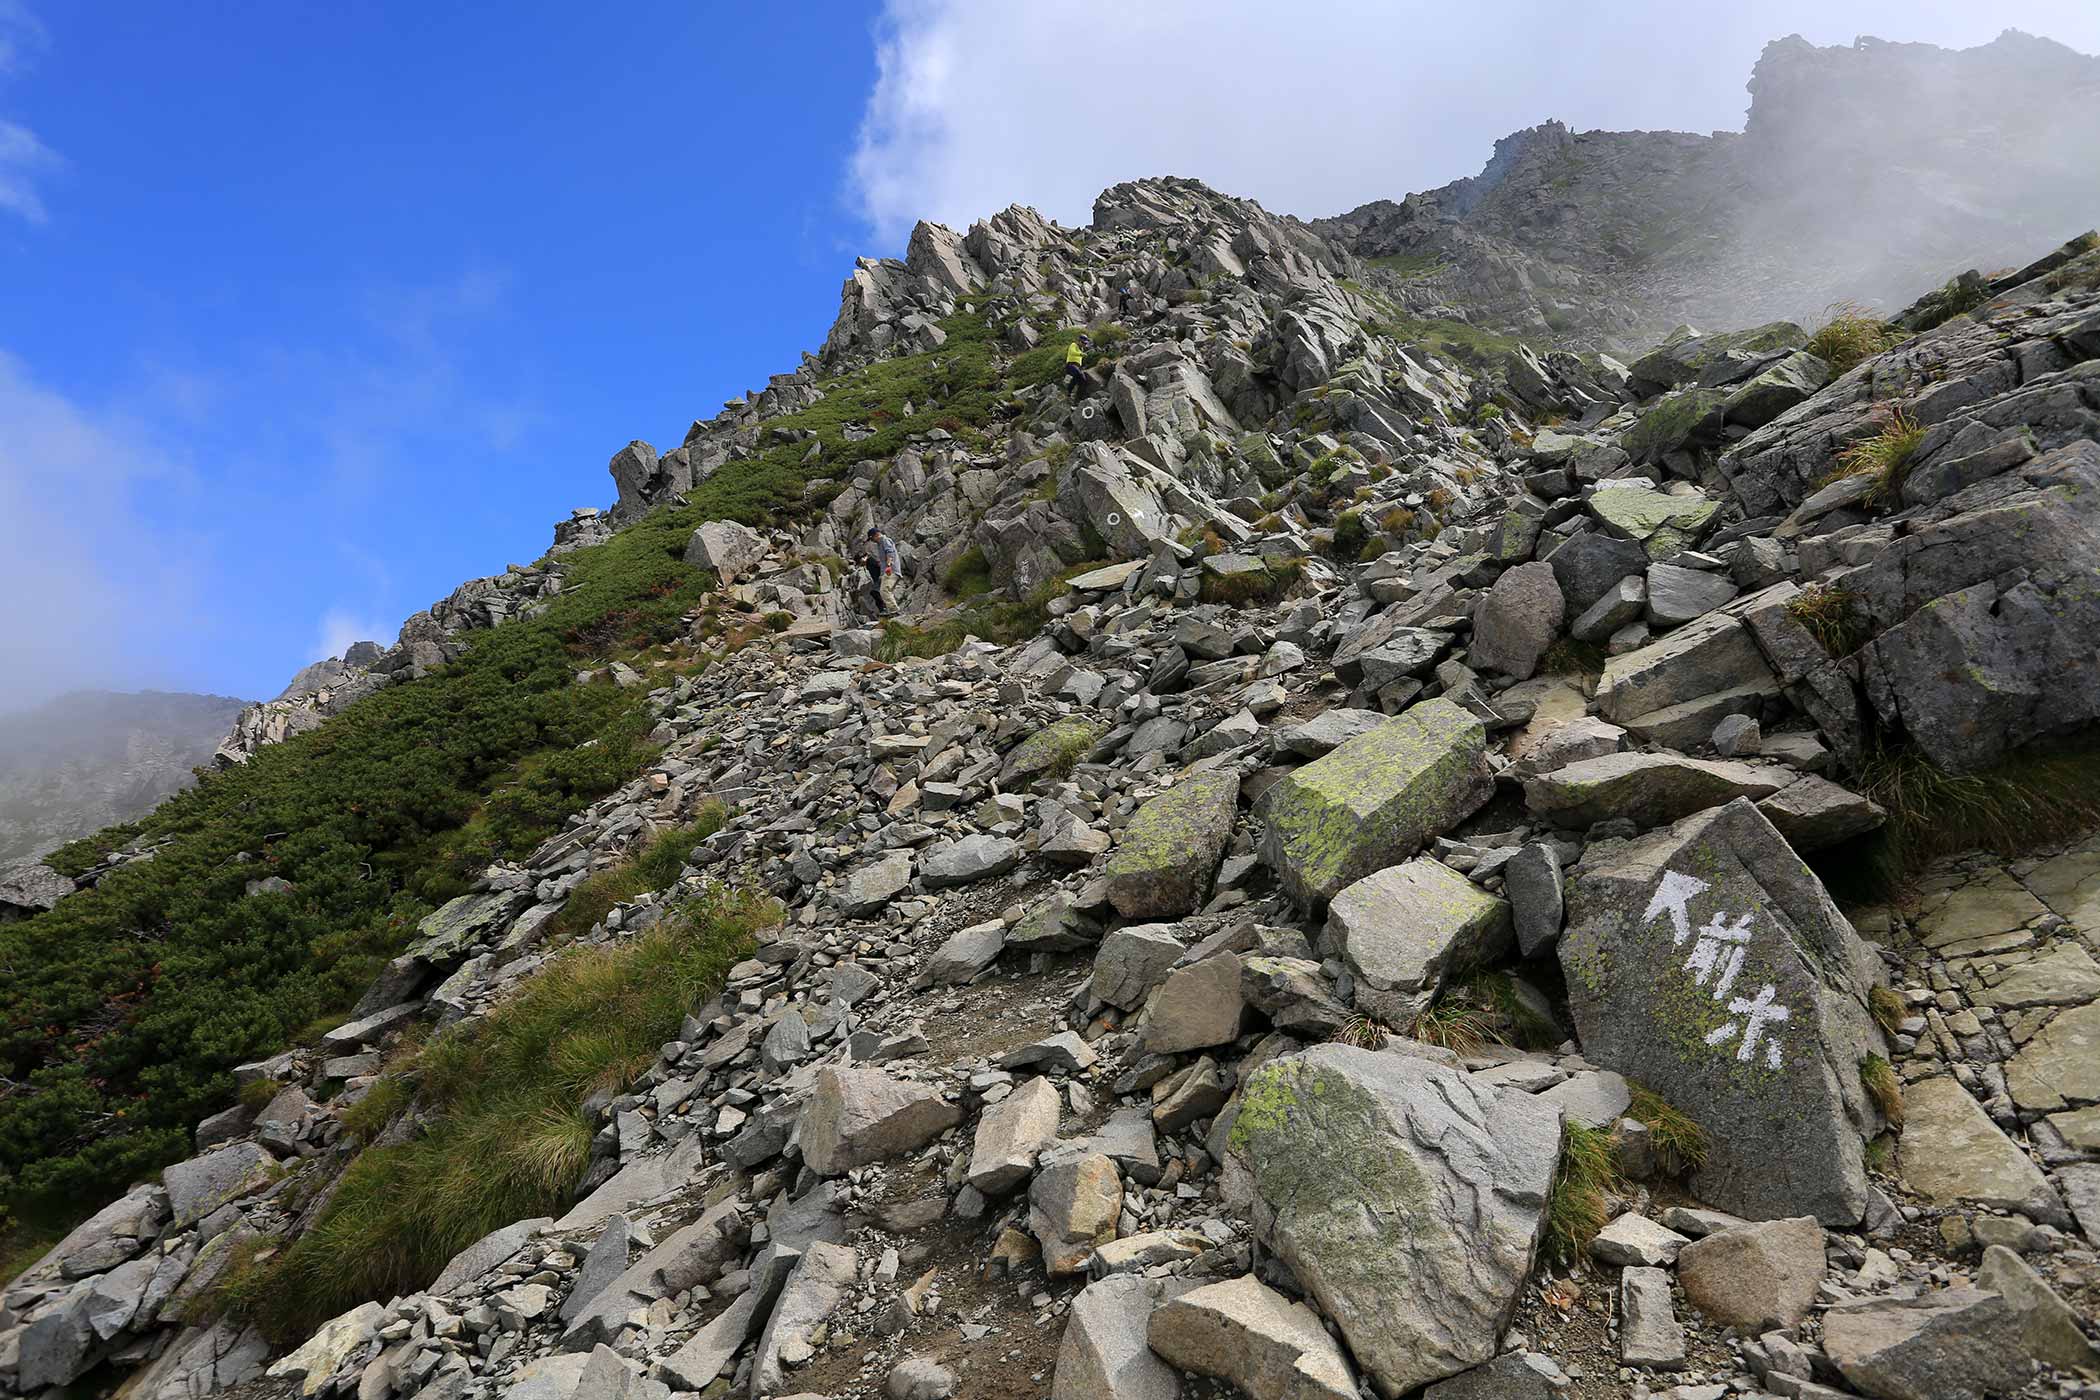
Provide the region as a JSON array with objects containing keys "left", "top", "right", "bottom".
[{"left": 864, "top": 526, "right": 900, "bottom": 616}]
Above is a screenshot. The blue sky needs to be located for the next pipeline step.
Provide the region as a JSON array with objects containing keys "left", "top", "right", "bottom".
[
  {"left": 0, "top": 2, "right": 878, "bottom": 705},
  {"left": 3, "top": 1, "right": 2096, "bottom": 707}
]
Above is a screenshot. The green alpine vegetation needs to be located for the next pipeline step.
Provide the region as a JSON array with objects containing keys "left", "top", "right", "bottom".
[{"left": 224, "top": 885, "right": 776, "bottom": 1341}]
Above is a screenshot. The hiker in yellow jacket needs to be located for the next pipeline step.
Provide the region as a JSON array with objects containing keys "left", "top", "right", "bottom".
[{"left": 1063, "top": 335, "right": 1090, "bottom": 397}]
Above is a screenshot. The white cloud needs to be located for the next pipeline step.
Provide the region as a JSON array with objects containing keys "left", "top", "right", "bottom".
[
  {"left": 850, "top": 0, "right": 2100, "bottom": 244},
  {"left": 0, "top": 3, "right": 56, "bottom": 224},
  {"left": 0, "top": 351, "right": 215, "bottom": 709},
  {"left": 312, "top": 608, "right": 394, "bottom": 665}
]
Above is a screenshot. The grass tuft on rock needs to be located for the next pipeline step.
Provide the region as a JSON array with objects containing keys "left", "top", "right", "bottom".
[
  {"left": 1860, "top": 1054, "right": 1905, "bottom": 1129},
  {"left": 1404, "top": 997, "right": 1495, "bottom": 1058},
  {"left": 1198, "top": 556, "right": 1305, "bottom": 607},
  {"left": 1868, "top": 984, "right": 1905, "bottom": 1039},
  {"left": 539, "top": 803, "right": 732, "bottom": 944},
  {"left": 1821, "top": 733, "right": 2100, "bottom": 902},
  {"left": 232, "top": 885, "right": 776, "bottom": 1344},
  {"left": 1806, "top": 303, "right": 1903, "bottom": 375},
  {"left": 1542, "top": 1123, "right": 1622, "bottom": 1268},
  {"left": 1329, "top": 1014, "right": 1391, "bottom": 1051},
  {"left": 1785, "top": 584, "right": 1871, "bottom": 658},
  {"left": 1827, "top": 408, "right": 1926, "bottom": 506},
  {"left": 1628, "top": 1085, "right": 1709, "bottom": 1177}
]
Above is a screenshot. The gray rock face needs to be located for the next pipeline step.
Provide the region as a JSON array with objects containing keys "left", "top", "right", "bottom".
[
  {"left": 1322, "top": 858, "right": 1513, "bottom": 1023},
  {"left": 1052, "top": 1275, "right": 1189, "bottom": 1400},
  {"left": 563, "top": 1198, "right": 748, "bottom": 1347},
  {"left": 1104, "top": 771, "right": 1239, "bottom": 919},
  {"left": 1897, "top": 1076, "right": 2066, "bottom": 1224},
  {"left": 1223, "top": 1044, "right": 1563, "bottom": 1395},
  {"left": 1676, "top": 1216, "right": 1825, "bottom": 1331},
  {"left": 967, "top": 1076, "right": 1062, "bottom": 1194},
  {"left": 1092, "top": 924, "right": 1185, "bottom": 1012},
  {"left": 1420, "top": 1352, "right": 1569, "bottom": 1399},
  {"left": 1258, "top": 699, "right": 1494, "bottom": 907},
  {"left": 1619, "top": 1266, "right": 1687, "bottom": 1369},
  {"left": 163, "top": 1142, "right": 277, "bottom": 1229},
  {"left": 1140, "top": 952, "right": 1246, "bottom": 1054},
  {"left": 683, "top": 520, "right": 767, "bottom": 583},
  {"left": 919, "top": 921, "right": 1005, "bottom": 986},
  {"left": 0, "top": 861, "right": 74, "bottom": 917},
  {"left": 919, "top": 835, "right": 1020, "bottom": 889},
  {"left": 798, "top": 1067, "right": 962, "bottom": 1176},
  {"left": 1560, "top": 800, "right": 1885, "bottom": 1224},
  {"left": 1470, "top": 561, "right": 1564, "bottom": 680},
  {"left": 1644, "top": 562, "right": 1737, "bottom": 627},
  {"left": 1976, "top": 1243, "right": 2100, "bottom": 1373},
  {"left": 752, "top": 1241, "right": 858, "bottom": 1396},
  {"left": 432, "top": 1216, "right": 553, "bottom": 1294},
  {"left": 840, "top": 852, "right": 912, "bottom": 916},
  {"left": 1546, "top": 530, "right": 1651, "bottom": 614},
  {"left": 1030, "top": 1152, "right": 1122, "bottom": 1275},
  {"left": 1504, "top": 844, "right": 1565, "bottom": 956},
  {"left": 1822, "top": 1289, "right": 2029, "bottom": 1400},
  {"left": 1524, "top": 752, "right": 1785, "bottom": 829},
  {"left": 1273, "top": 707, "right": 1388, "bottom": 759},
  {"left": 1145, "top": 1274, "right": 1355, "bottom": 1400},
  {"left": 560, "top": 1215, "right": 631, "bottom": 1325}
]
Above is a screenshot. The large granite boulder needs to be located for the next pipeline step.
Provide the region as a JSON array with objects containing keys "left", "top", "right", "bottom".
[
  {"left": 683, "top": 520, "right": 767, "bottom": 584},
  {"left": 1257, "top": 699, "right": 1492, "bottom": 907},
  {"left": 1822, "top": 1289, "right": 2030, "bottom": 1400},
  {"left": 1559, "top": 799, "right": 1886, "bottom": 1225},
  {"left": 797, "top": 1068, "right": 962, "bottom": 1176},
  {"left": 1104, "top": 772, "right": 1240, "bottom": 919},
  {"left": 1322, "top": 858, "right": 1513, "bottom": 1024},
  {"left": 1222, "top": 1044, "right": 1563, "bottom": 1395},
  {"left": 1469, "top": 561, "right": 1564, "bottom": 680}
]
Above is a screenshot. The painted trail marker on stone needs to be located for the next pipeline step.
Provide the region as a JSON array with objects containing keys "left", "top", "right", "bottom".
[
  {"left": 1642, "top": 871, "right": 1793, "bottom": 1069},
  {"left": 1561, "top": 798, "right": 1890, "bottom": 1225}
]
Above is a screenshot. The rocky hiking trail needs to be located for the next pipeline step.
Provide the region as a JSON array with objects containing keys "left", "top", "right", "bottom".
[{"left": 5, "top": 161, "right": 2100, "bottom": 1400}]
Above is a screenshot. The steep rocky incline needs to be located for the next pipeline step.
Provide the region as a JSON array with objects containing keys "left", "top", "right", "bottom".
[{"left": 5, "top": 172, "right": 2100, "bottom": 1400}]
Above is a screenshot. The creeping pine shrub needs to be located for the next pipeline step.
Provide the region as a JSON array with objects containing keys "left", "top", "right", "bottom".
[{"left": 233, "top": 886, "right": 776, "bottom": 1343}]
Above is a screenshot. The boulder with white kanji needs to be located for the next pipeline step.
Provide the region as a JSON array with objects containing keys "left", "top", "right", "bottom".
[{"left": 1559, "top": 798, "right": 1889, "bottom": 1225}]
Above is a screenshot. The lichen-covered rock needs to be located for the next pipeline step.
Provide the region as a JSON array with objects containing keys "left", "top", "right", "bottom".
[
  {"left": 1002, "top": 717, "right": 1105, "bottom": 787},
  {"left": 1104, "top": 771, "right": 1240, "bottom": 919},
  {"left": 1560, "top": 800, "right": 1886, "bottom": 1224},
  {"left": 1222, "top": 1044, "right": 1563, "bottom": 1395},
  {"left": 1322, "top": 858, "right": 1513, "bottom": 1023},
  {"left": 1257, "top": 699, "right": 1492, "bottom": 907}
]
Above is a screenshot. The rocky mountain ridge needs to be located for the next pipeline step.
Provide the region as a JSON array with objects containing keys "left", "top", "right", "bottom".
[
  {"left": 1312, "top": 30, "right": 2100, "bottom": 349},
  {"left": 6, "top": 76, "right": 2100, "bottom": 1400}
]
